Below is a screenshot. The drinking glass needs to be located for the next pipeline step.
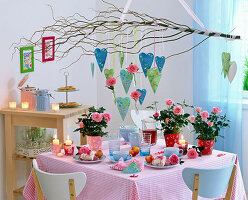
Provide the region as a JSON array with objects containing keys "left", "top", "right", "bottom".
[
  {"left": 140, "top": 133, "right": 151, "bottom": 156},
  {"left": 119, "top": 126, "right": 139, "bottom": 142},
  {"left": 142, "top": 118, "right": 157, "bottom": 145},
  {"left": 108, "top": 133, "right": 121, "bottom": 156},
  {"left": 128, "top": 132, "right": 141, "bottom": 147}
]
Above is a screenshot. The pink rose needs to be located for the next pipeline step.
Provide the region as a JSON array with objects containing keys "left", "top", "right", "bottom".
[
  {"left": 153, "top": 112, "right": 159, "bottom": 117},
  {"left": 195, "top": 107, "right": 202, "bottom": 112},
  {"left": 187, "top": 149, "right": 198, "bottom": 159},
  {"left": 78, "top": 122, "right": 84, "bottom": 128},
  {"left": 200, "top": 111, "right": 209, "bottom": 122},
  {"left": 127, "top": 63, "right": 138, "bottom": 74},
  {"left": 130, "top": 91, "right": 141, "bottom": 101},
  {"left": 106, "top": 77, "right": 117, "bottom": 86},
  {"left": 207, "top": 121, "right": 214, "bottom": 127},
  {"left": 169, "top": 154, "right": 179, "bottom": 165},
  {"left": 173, "top": 106, "right": 182, "bottom": 115},
  {"left": 165, "top": 118, "right": 169, "bottom": 123},
  {"left": 165, "top": 99, "right": 174, "bottom": 106},
  {"left": 189, "top": 115, "right": 195, "bottom": 122},
  {"left": 91, "top": 112, "right": 103, "bottom": 122},
  {"left": 103, "top": 112, "right": 111, "bottom": 122},
  {"left": 213, "top": 107, "right": 222, "bottom": 114},
  {"left": 78, "top": 146, "right": 90, "bottom": 155}
]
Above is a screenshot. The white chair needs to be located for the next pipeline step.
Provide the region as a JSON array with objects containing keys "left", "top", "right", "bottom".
[{"left": 32, "top": 159, "right": 87, "bottom": 200}]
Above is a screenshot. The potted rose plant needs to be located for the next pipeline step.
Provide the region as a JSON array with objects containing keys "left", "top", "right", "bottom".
[
  {"left": 190, "top": 106, "right": 230, "bottom": 155},
  {"left": 150, "top": 99, "right": 191, "bottom": 147},
  {"left": 74, "top": 106, "right": 111, "bottom": 151}
]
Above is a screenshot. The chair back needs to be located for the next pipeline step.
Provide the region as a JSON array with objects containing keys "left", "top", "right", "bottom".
[
  {"left": 182, "top": 155, "right": 236, "bottom": 198},
  {"left": 131, "top": 109, "right": 157, "bottom": 129},
  {"left": 33, "top": 159, "right": 87, "bottom": 200}
]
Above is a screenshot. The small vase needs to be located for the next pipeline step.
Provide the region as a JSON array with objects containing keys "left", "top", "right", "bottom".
[
  {"left": 87, "top": 136, "right": 103, "bottom": 151},
  {"left": 197, "top": 139, "right": 215, "bottom": 155},
  {"left": 164, "top": 133, "right": 179, "bottom": 147}
]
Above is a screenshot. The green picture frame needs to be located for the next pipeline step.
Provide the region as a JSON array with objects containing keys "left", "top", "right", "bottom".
[{"left": 20, "top": 46, "right": 34, "bottom": 73}]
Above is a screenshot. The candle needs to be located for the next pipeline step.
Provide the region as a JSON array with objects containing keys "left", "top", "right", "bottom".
[
  {"left": 53, "top": 135, "right": 59, "bottom": 145},
  {"left": 9, "top": 102, "right": 17, "bottom": 109},
  {"left": 65, "top": 136, "right": 72, "bottom": 146},
  {"left": 179, "top": 135, "right": 186, "bottom": 145},
  {"left": 52, "top": 103, "right": 60, "bottom": 112},
  {"left": 21, "top": 102, "right": 29, "bottom": 110},
  {"left": 57, "top": 153, "right": 64, "bottom": 157}
]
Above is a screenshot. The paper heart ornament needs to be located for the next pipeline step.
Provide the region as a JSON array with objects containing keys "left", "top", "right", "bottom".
[
  {"left": 155, "top": 56, "right": 166, "bottom": 72},
  {"left": 104, "top": 68, "right": 114, "bottom": 79},
  {"left": 227, "top": 61, "right": 237, "bottom": 83},
  {"left": 139, "top": 53, "right": 154, "bottom": 77},
  {"left": 120, "top": 69, "right": 133, "bottom": 94},
  {"left": 147, "top": 68, "right": 162, "bottom": 93},
  {"left": 94, "top": 48, "right": 107, "bottom": 72},
  {"left": 119, "top": 52, "right": 125, "bottom": 68},
  {"left": 117, "top": 97, "right": 130, "bottom": 121},
  {"left": 91, "top": 62, "right": 94, "bottom": 77},
  {"left": 121, "top": 162, "right": 139, "bottom": 174},
  {"left": 222, "top": 52, "right": 231, "bottom": 78},
  {"left": 136, "top": 89, "right": 146, "bottom": 105}
]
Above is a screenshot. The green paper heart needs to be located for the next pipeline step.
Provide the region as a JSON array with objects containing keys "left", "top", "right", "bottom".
[
  {"left": 104, "top": 69, "right": 114, "bottom": 79},
  {"left": 119, "top": 52, "right": 124, "bottom": 68},
  {"left": 121, "top": 162, "right": 139, "bottom": 174},
  {"left": 147, "top": 68, "right": 161, "bottom": 93},
  {"left": 222, "top": 52, "right": 231, "bottom": 78},
  {"left": 117, "top": 97, "right": 130, "bottom": 121},
  {"left": 120, "top": 69, "right": 133, "bottom": 94}
]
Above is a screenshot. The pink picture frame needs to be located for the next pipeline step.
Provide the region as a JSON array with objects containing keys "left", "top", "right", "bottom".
[{"left": 42, "top": 36, "right": 55, "bottom": 62}]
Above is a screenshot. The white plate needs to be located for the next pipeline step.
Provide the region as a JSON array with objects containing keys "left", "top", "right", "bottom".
[
  {"left": 73, "top": 155, "right": 106, "bottom": 163},
  {"left": 108, "top": 156, "right": 132, "bottom": 163},
  {"left": 144, "top": 161, "right": 179, "bottom": 169}
]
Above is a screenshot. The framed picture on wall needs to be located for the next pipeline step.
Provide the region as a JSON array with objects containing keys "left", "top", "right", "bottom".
[
  {"left": 20, "top": 46, "right": 34, "bottom": 73},
  {"left": 42, "top": 36, "right": 55, "bottom": 62}
]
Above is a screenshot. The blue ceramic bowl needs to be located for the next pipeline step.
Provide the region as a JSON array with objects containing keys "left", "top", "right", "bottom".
[{"left": 119, "top": 126, "right": 139, "bottom": 142}]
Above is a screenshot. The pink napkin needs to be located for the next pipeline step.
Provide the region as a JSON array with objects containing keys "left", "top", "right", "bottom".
[{"left": 110, "top": 158, "right": 144, "bottom": 171}]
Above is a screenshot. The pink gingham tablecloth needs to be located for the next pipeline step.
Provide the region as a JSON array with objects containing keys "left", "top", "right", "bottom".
[{"left": 23, "top": 139, "right": 247, "bottom": 200}]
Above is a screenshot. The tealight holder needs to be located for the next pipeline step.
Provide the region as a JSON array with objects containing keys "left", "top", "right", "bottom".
[
  {"left": 63, "top": 143, "right": 75, "bottom": 156},
  {"left": 174, "top": 142, "right": 189, "bottom": 155},
  {"left": 50, "top": 142, "right": 62, "bottom": 155}
]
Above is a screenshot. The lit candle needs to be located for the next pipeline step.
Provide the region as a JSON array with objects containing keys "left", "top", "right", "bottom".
[
  {"left": 9, "top": 102, "right": 17, "bottom": 109},
  {"left": 52, "top": 103, "right": 60, "bottom": 112},
  {"left": 57, "top": 153, "right": 64, "bottom": 157},
  {"left": 65, "top": 136, "right": 72, "bottom": 146},
  {"left": 53, "top": 135, "right": 59, "bottom": 145},
  {"left": 179, "top": 135, "right": 186, "bottom": 145},
  {"left": 21, "top": 102, "right": 29, "bottom": 110}
]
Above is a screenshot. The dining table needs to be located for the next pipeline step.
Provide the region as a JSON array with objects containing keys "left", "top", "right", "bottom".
[{"left": 23, "top": 139, "right": 246, "bottom": 200}]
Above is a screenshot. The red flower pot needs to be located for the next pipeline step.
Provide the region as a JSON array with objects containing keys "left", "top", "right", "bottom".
[
  {"left": 164, "top": 133, "right": 179, "bottom": 147},
  {"left": 197, "top": 139, "right": 215, "bottom": 155},
  {"left": 87, "top": 136, "right": 103, "bottom": 151}
]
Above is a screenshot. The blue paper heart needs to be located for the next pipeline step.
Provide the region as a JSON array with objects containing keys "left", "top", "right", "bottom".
[
  {"left": 121, "top": 162, "right": 139, "bottom": 174},
  {"left": 120, "top": 69, "right": 133, "bottom": 94},
  {"left": 136, "top": 89, "right": 146, "bottom": 105},
  {"left": 94, "top": 48, "right": 107, "bottom": 72},
  {"left": 155, "top": 56, "right": 166, "bottom": 72},
  {"left": 139, "top": 53, "right": 154, "bottom": 77},
  {"left": 117, "top": 97, "right": 130, "bottom": 121}
]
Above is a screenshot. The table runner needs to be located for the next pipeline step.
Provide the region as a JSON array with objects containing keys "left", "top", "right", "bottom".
[{"left": 23, "top": 139, "right": 247, "bottom": 200}]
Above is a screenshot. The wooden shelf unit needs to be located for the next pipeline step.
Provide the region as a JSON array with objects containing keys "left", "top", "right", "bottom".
[{"left": 0, "top": 105, "right": 90, "bottom": 200}]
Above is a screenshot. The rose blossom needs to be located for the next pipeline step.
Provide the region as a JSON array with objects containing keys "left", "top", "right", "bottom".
[
  {"left": 91, "top": 112, "right": 103, "bottom": 122},
  {"left": 207, "top": 121, "right": 214, "bottom": 127},
  {"left": 200, "top": 111, "right": 209, "bottom": 122},
  {"left": 213, "top": 107, "right": 222, "bottom": 114},
  {"left": 187, "top": 149, "right": 198, "bottom": 159},
  {"left": 195, "top": 107, "right": 202, "bottom": 112},
  {"left": 103, "top": 112, "right": 111, "bottom": 122},
  {"left": 165, "top": 99, "right": 174, "bottom": 106},
  {"left": 189, "top": 115, "right": 195, "bottom": 122},
  {"left": 169, "top": 154, "right": 179, "bottom": 165},
  {"left": 173, "top": 106, "right": 182, "bottom": 115},
  {"left": 153, "top": 112, "right": 159, "bottom": 117},
  {"left": 130, "top": 91, "right": 141, "bottom": 101},
  {"left": 78, "top": 122, "right": 84, "bottom": 128},
  {"left": 165, "top": 118, "right": 169, "bottom": 123},
  {"left": 106, "top": 77, "right": 117, "bottom": 86},
  {"left": 127, "top": 63, "right": 138, "bottom": 74}
]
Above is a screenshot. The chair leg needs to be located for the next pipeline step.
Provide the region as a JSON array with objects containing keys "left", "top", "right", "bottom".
[
  {"left": 224, "top": 164, "right": 237, "bottom": 200},
  {"left": 68, "top": 179, "right": 77, "bottom": 200},
  {"left": 32, "top": 169, "right": 44, "bottom": 200},
  {"left": 192, "top": 174, "right": 200, "bottom": 200}
]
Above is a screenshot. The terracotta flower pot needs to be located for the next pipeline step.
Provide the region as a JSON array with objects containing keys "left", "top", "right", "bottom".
[
  {"left": 164, "top": 133, "right": 179, "bottom": 147},
  {"left": 197, "top": 139, "right": 215, "bottom": 155},
  {"left": 87, "top": 136, "right": 103, "bottom": 151}
]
